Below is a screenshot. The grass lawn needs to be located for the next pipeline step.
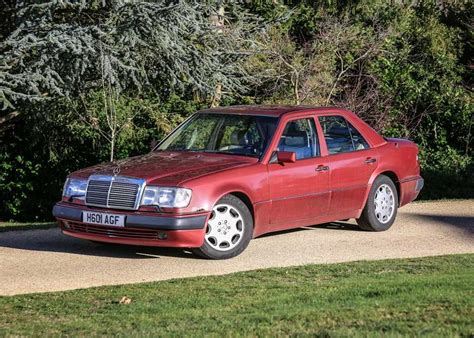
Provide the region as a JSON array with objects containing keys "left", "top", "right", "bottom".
[
  {"left": 0, "top": 254, "right": 472, "bottom": 336},
  {"left": 0, "top": 221, "right": 56, "bottom": 232}
]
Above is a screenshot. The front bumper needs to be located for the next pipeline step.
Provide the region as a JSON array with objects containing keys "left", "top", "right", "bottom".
[{"left": 53, "top": 203, "right": 208, "bottom": 248}]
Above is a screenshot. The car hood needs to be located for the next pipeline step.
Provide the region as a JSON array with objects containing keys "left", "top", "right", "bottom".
[{"left": 71, "top": 151, "right": 258, "bottom": 186}]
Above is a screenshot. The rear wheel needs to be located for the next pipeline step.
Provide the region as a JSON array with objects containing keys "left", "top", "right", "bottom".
[
  {"left": 357, "top": 175, "right": 398, "bottom": 231},
  {"left": 193, "top": 194, "right": 253, "bottom": 259}
]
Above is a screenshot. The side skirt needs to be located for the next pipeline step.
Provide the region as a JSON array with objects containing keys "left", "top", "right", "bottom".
[{"left": 253, "top": 209, "right": 362, "bottom": 238}]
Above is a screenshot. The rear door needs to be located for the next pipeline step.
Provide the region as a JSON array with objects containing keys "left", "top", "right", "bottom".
[
  {"left": 317, "top": 115, "right": 377, "bottom": 214},
  {"left": 267, "top": 117, "right": 330, "bottom": 224}
]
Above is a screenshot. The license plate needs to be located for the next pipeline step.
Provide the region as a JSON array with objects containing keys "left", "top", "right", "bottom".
[{"left": 82, "top": 211, "right": 125, "bottom": 227}]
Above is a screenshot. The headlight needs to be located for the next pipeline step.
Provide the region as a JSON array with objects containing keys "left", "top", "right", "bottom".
[
  {"left": 141, "top": 186, "right": 192, "bottom": 208},
  {"left": 62, "top": 178, "right": 88, "bottom": 200}
]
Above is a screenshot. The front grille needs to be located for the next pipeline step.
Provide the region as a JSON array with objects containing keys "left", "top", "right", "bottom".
[
  {"left": 85, "top": 175, "right": 145, "bottom": 210},
  {"left": 86, "top": 180, "right": 110, "bottom": 206},
  {"left": 67, "top": 222, "right": 161, "bottom": 240},
  {"left": 109, "top": 182, "right": 139, "bottom": 208}
]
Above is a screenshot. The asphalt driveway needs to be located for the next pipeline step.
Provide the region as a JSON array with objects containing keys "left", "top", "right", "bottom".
[{"left": 0, "top": 200, "right": 472, "bottom": 295}]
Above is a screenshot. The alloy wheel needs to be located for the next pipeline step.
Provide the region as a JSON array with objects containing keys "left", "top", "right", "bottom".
[
  {"left": 374, "top": 183, "right": 395, "bottom": 224},
  {"left": 205, "top": 203, "right": 244, "bottom": 251}
]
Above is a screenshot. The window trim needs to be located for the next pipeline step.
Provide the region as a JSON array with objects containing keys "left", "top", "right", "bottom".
[
  {"left": 317, "top": 114, "right": 371, "bottom": 156},
  {"left": 271, "top": 116, "right": 321, "bottom": 162},
  {"left": 346, "top": 119, "right": 370, "bottom": 151}
]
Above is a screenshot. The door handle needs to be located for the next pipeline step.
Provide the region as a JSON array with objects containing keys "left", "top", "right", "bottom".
[
  {"left": 365, "top": 158, "right": 377, "bottom": 164},
  {"left": 315, "top": 165, "right": 330, "bottom": 172}
]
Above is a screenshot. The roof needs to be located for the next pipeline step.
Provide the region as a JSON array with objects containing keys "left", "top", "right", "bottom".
[
  {"left": 197, "top": 105, "right": 349, "bottom": 117},
  {"left": 197, "top": 104, "right": 386, "bottom": 148}
]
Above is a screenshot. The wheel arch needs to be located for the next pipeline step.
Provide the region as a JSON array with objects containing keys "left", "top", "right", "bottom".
[
  {"left": 212, "top": 189, "right": 258, "bottom": 237},
  {"left": 357, "top": 170, "right": 400, "bottom": 231},
  {"left": 213, "top": 190, "right": 255, "bottom": 223},
  {"left": 366, "top": 170, "right": 400, "bottom": 206},
  {"left": 228, "top": 191, "right": 254, "bottom": 221},
  {"left": 378, "top": 171, "right": 401, "bottom": 205},
  {"left": 361, "top": 170, "right": 402, "bottom": 217}
]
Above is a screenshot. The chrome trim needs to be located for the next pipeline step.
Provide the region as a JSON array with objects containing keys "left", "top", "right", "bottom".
[{"left": 86, "top": 175, "right": 146, "bottom": 211}]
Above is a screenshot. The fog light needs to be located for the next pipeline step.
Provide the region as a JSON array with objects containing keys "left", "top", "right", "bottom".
[{"left": 157, "top": 232, "right": 168, "bottom": 240}]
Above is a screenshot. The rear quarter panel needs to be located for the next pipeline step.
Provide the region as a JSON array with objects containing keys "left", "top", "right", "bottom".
[{"left": 368, "top": 139, "right": 421, "bottom": 207}]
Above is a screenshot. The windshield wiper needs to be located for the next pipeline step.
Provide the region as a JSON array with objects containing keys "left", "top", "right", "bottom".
[
  {"left": 202, "top": 150, "right": 258, "bottom": 158},
  {"left": 164, "top": 148, "right": 200, "bottom": 152}
]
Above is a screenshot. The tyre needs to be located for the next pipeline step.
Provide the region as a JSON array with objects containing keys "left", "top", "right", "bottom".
[
  {"left": 193, "top": 194, "right": 253, "bottom": 259},
  {"left": 356, "top": 175, "right": 398, "bottom": 231}
]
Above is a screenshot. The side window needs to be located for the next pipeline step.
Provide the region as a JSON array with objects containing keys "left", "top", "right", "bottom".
[
  {"left": 319, "top": 116, "right": 369, "bottom": 154},
  {"left": 277, "top": 118, "right": 319, "bottom": 160},
  {"left": 348, "top": 122, "right": 370, "bottom": 150},
  {"left": 216, "top": 115, "right": 262, "bottom": 152}
]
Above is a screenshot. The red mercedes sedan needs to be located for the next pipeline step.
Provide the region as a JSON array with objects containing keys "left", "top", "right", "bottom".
[{"left": 53, "top": 106, "right": 424, "bottom": 259}]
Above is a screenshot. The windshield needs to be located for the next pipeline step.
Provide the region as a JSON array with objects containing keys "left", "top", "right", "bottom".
[{"left": 157, "top": 113, "right": 279, "bottom": 158}]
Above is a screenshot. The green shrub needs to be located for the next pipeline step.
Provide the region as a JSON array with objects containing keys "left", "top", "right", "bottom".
[{"left": 0, "top": 93, "right": 205, "bottom": 221}]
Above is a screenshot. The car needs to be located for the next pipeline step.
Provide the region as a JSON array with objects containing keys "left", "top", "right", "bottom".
[{"left": 53, "top": 105, "right": 424, "bottom": 259}]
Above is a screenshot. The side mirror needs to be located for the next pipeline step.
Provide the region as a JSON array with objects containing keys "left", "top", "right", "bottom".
[{"left": 276, "top": 151, "right": 296, "bottom": 163}]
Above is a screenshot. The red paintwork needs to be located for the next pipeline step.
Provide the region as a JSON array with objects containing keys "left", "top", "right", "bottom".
[
  {"left": 57, "top": 106, "right": 422, "bottom": 247},
  {"left": 276, "top": 151, "right": 296, "bottom": 163},
  {"left": 61, "top": 227, "right": 205, "bottom": 248}
]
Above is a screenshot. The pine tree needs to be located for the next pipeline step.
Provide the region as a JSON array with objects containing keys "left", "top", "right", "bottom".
[{"left": 0, "top": 0, "right": 261, "bottom": 122}]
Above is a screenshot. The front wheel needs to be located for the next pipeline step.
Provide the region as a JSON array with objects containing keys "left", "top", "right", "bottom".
[
  {"left": 356, "top": 175, "right": 398, "bottom": 231},
  {"left": 193, "top": 194, "right": 253, "bottom": 259}
]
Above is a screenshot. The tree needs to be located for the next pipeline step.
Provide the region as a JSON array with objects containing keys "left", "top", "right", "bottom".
[
  {"left": 247, "top": 26, "right": 333, "bottom": 105},
  {"left": 0, "top": 0, "right": 261, "bottom": 127},
  {"left": 248, "top": 17, "right": 388, "bottom": 107}
]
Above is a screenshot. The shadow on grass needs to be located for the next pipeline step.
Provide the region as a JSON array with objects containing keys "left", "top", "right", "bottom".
[{"left": 0, "top": 227, "right": 198, "bottom": 260}]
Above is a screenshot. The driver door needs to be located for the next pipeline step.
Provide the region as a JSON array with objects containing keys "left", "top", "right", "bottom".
[{"left": 267, "top": 117, "right": 330, "bottom": 224}]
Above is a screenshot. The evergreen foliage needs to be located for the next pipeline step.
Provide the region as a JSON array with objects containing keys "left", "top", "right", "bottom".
[{"left": 0, "top": 0, "right": 259, "bottom": 110}]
